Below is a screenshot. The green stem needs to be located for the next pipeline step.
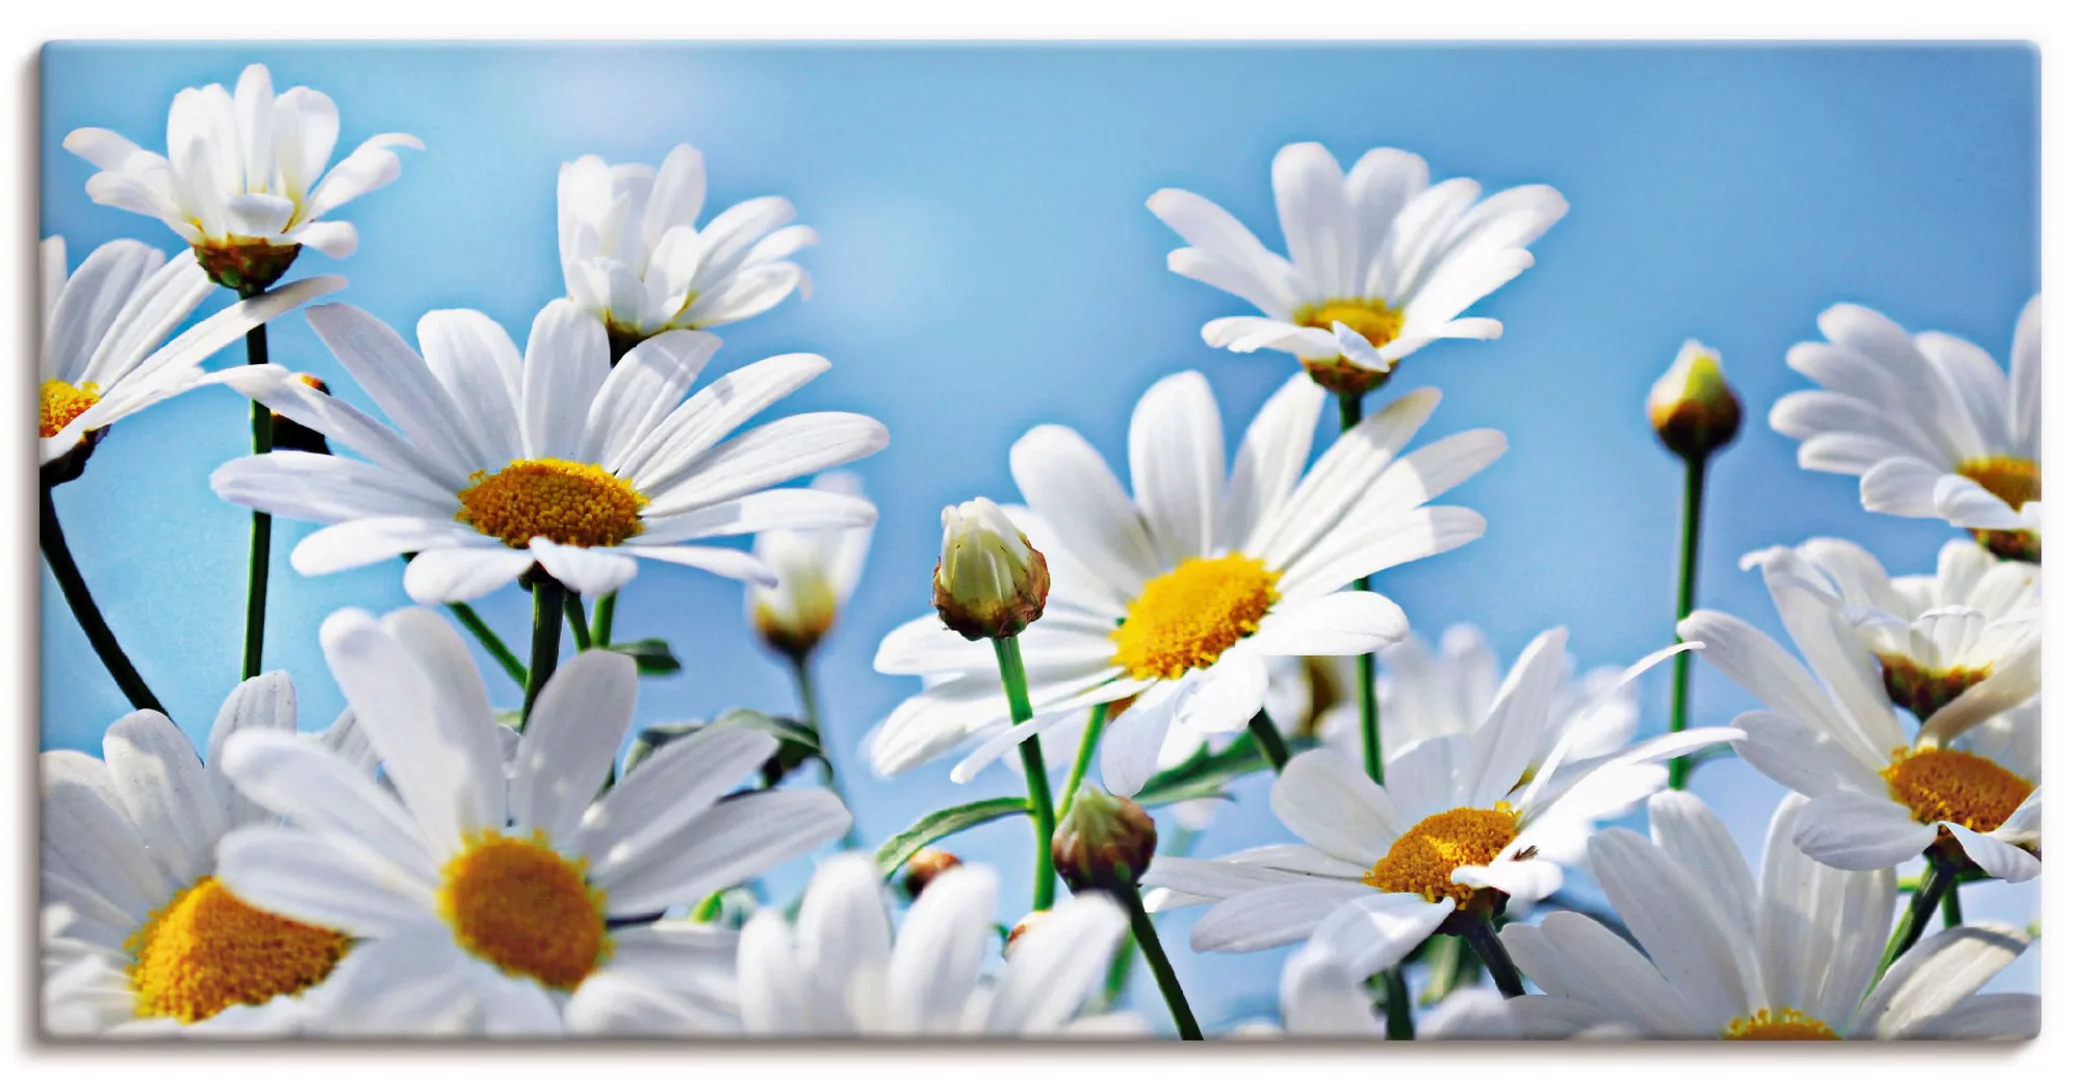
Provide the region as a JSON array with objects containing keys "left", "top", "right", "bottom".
[
  {"left": 1943, "top": 881, "right": 1963, "bottom": 928},
  {"left": 1383, "top": 964, "right": 1415, "bottom": 1040},
  {"left": 1057, "top": 702, "right": 1107, "bottom": 815},
  {"left": 1125, "top": 894, "right": 1202, "bottom": 1040},
  {"left": 592, "top": 590, "right": 619, "bottom": 648},
  {"left": 1874, "top": 859, "right": 1959, "bottom": 987},
  {"left": 563, "top": 591, "right": 592, "bottom": 650},
  {"left": 791, "top": 654, "right": 863, "bottom": 850},
  {"left": 993, "top": 636, "right": 1056, "bottom": 911},
  {"left": 241, "top": 323, "right": 274, "bottom": 681},
  {"left": 1338, "top": 389, "right": 1387, "bottom": 785},
  {"left": 1668, "top": 453, "right": 1707, "bottom": 790},
  {"left": 522, "top": 577, "right": 566, "bottom": 729},
  {"left": 1462, "top": 917, "right": 1526, "bottom": 998},
  {"left": 1100, "top": 932, "right": 1136, "bottom": 1009},
  {"left": 446, "top": 602, "right": 527, "bottom": 688},
  {"left": 1246, "top": 709, "right": 1291, "bottom": 771},
  {"left": 39, "top": 484, "right": 165, "bottom": 713}
]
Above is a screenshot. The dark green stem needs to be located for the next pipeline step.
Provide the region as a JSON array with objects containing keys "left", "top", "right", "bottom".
[
  {"left": 241, "top": 323, "right": 274, "bottom": 680},
  {"left": 791, "top": 654, "right": 863, "bottom": 850},
  {"left": 40, "top": 484, "right": 165, "bottom": 713},
  {"left": 1462, "top": 917, "right": 1526, "bottom": 998},
  {"left": 1100, "top": 932, "right": 1136, "bottom": 1009},
  {"left": 522, "top": 578, "right": 566, "bottom": 729},
  {"left": 1383, "top": 964, "right": 1415, "bottom": 1040},
  {"left": 563, "top": 591, "right": 592, "bottom": 650},
  {"left": 1246, "top": 709, "right": 1291, "bottom": 771},
  {"left": 1125, "top": 894, "right": 1202, "bottom": 1040},
  {"left": 993, "top": 636, "right": 1056, "bottom": 911},
  {"left": 1668, "top": 453, "right": 1707, "bottom": 790},
  {"left": 1057, "top": 702, "right": 1107, "bottom": 815},
  {"left": 1338, "top": 390, "right": 1387, "bottom": 785},
  {"left": 1873, "top": 859, "right": 1959, "bottom": 988},
  {"left": 591, "top": 590, "right": 619, "bottom": 648},
  {"left": 1943, "top": 881, "right": 1963, "bottom": 928},
  {"left": 446, "top": 602, "right": 527, "bottom": 688}
]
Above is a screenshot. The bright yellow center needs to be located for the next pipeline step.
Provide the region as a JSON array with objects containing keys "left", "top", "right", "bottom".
[
  {"left": 1879, "top": 747, "right": 2032, "bottom": 835},
  {"left": 40, "top": 379, "right": 101, "bottom": 439},
  {"left": 1295, "top": 299, "right": 1405, "bottom": 347},
  {"left": 437, "top": 830, "right": 610, "bottom": 991},
  {"left": 1723, "top": 1008, "right": 1840, "bottom": 1041},
  {"left": 1361, "top": 805, "right": 1519, "bottom": 908},
  {"left": 126, "top": 876, "right": 349, "bottom": 1024},
  {"left": 455, "top": 458, "right": 648, "bottom": 549},
  {"left": 1956, "top": 455, "right": 2041, "bottom": 511},
  {"left": 1110, "top": 554, "right": 1281, "bottom": 681}
]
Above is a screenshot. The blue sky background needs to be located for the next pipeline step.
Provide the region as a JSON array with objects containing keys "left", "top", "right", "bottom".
[{"left": 40, "top": 43, "right": 2038, "bottom": 1030}]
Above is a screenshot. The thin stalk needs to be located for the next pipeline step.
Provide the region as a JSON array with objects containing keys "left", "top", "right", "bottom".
[
  {"left": 1873, "top": 859, "right": 1959, "bottom": 987},
  {"left": 1943, "top": 882, "right": 1963, "bottom": 928},
  {"left": 591, "top": 590, "right": 619, "bottom": 648},
  {"left": 1125, "top": 894, "right": 1202, "bottom": 1040},
  {"left": 1339, "top": 390, "right": 1387, "bottom": 785},
  {"left": 1668, "top": 453, "right": 1707, "bottom": 790},
  {"left": 1462, "top": 917, "right": 1526, "bottom": 998},
  {"left": 446, "top": 602, "right": 527, "bottom": 688},
  {"left": 1383, "top": 964, "right": 1415, "bottom": 1040},
  {"left": 1099, "top": 932, "right": 1136, "bottom": 1009},
  {"left": 1246, "top": 709, "right": 1291, "bottom": 771},
  {"left": 563, "top": 591, "right": 592, "bottom": 650},
  {"left": 993, "top": 636, "right": 1056, "bottom": 911},
  {"left": 790, "top": 654, "right": 862, "bottom": 850},
  {"left": 40, "top": 485, "right": 165, "bottom": 713},
  {"left": 1057, "top": 702, "right": 1107, "bottom": 814},
  {"left": 241, "top": 323, "right": 274, "bottom": 680},
  {"left": 522, "top": 578, "right": 566, "bottom": 729}
]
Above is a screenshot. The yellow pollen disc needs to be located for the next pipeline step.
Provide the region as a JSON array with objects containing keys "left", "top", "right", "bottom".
[
  {"left": 1295, "top": 299, "right": 1406, "bottom": 348},
  {"left": 1109, "top": 554, "right": 1281, "bottom": 681},
  {"left": 456, "top": 458, "right": 648, "bottom": 549},
  {"left": 1955, "top": 455, "right": 2041, "bottom": 512},
  {"left": 1723, "top": 1008, "right": 1840, "bottom": 1041},
  {"left": 126, "top": 875, "right": 349, "bottom": 1023},
  {"left": 437, "top": 830, "right": 610, "bottom": 991},
  {"left": 1361, "top": 805, "right": 1519, "bottom": 908},
  {"left": 40, "top": 379, "right": 101, "bottom": 439},
  {"left": 1879, "top": 747, "right": 2033, "bottom": 835}
]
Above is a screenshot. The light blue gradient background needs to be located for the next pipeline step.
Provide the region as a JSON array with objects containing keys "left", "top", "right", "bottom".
[{"left": 40, "top": 44, "right": 2039, "bottom": 1030}]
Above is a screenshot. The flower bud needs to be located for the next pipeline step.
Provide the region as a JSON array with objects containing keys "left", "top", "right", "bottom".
[
  {"left": 269, "top": 374, "right": 333, "bottom": 456},
  {"left": 933, "top": 497, "right": 1049, "bottom": 640},
  {"left": 1648, "top": 341, "right": 1743, "bottom": 461},
  {"left": 1052, "top": 784, "right": 1158, "bottom": 895},
  {"left": 193, "top": 239, "right": 304, "bottom": 297},
  {"left": 901, "top": 849, "right": 962, "bottom": 902}
]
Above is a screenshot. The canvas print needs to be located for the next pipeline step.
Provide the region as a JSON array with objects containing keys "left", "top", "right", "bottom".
[{"left": 36, "top": 43, "right": 2040, "bottom": 1040}]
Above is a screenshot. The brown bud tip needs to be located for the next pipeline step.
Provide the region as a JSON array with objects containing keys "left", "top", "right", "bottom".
[
  {"left": 193, "top": 239, "right": 305, "bottom": 297},
  {"left": 270, "top": 373, "right": 333, "bottom": 455},
  {"left": 1648, "top": 341, "right": 1743, "bottom": 460},
  {"left": 1052, "top": 784, "right": 1158, "bottom": 895},
  {"left": 901, "top": 849, "right": 963, "bottom": 902},
  {"left": 932, "top": 497, "right": 1050, "bottom": 640},
  {"left": 1004, "top": 910, "right": 1048, "bottom": 956}
]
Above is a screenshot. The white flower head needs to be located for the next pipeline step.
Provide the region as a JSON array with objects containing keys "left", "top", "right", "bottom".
[
  {"left": 1140, "top": 630, "right": 1734, "bottom": 980},
  {"left": 208, "top": 299, "right": 886, "bottom": 604},
  {"left": 37, "top": 236, "right": 341, "bottom": 473},
  {"left": 559, "top": 144, "right": 815, "bottom": 349},
  {"left": 1148, "top": 142, "right": 1567, "bottom": 393},
  {"left": 868, "top": 370, "right": 1507, "bottom": 793},
  {"left": 1771, "top": 297, "right": 2041, "bottom": 559},
  {"left": 1494, "top": 791, "right": 2039, "bottom": 1040},
  {"left": 212, "top": 607, "right": 854, "bottom": 1035},
  {"left": 746, "top": 471, "right": 874, "bottom": 659},
  {"left": 63, "top": 63, "right": 421, "bottom": 279}
]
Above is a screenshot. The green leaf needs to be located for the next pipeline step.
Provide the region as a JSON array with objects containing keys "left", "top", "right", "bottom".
[
  {"left": 711, "top": 708, "right": 822, "bottom": 756},
  {"left": 605, "top": 638, "right": 681, "bottom": 675},
  {"left": 875, "top": 797, "right": 1032, "bottom": 879},
  {"left": 621, "top": 710, "right": 825, "bottom": 784},
  {"left": 1135, "top": 735, "right": 1312, "bottom": 808},
  {"left": 621, "top": 721, "right": 703, "bottom": 776}
]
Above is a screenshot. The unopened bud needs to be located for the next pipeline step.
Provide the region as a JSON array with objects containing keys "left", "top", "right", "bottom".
[
  {"left": 933, "top": 497, "right": 1049, "bottom": 640},
  {"left": 270, "top": 374, "right": 332, "bottom": 455},
  {"left": 193, "top": 238, "right": 304, "bottom": 297},
  {"left": 901, "top": 848, "right": 962, "bottom": 901},
  {"left": 1648, "top": 341, "right": 1742, "bottom": 460},
  {"left": 1052, "top": 784, "right": 1158, "bottom": 895}
]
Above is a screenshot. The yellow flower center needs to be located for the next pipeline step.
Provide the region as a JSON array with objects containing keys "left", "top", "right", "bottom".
[
  {"left": 1296, "top": 299, "right": 1405, "bottom": 347},
  {"left": 125, "top": 876, "right": 349, "bottom": 1024},
  {"left": 1723, "top": 1008, "right": 1840, "bottom": 1041},
  {"left": 456, "top": 458, "right": 648, "bottom": 549},
  {"left": 1361, "top": 805, "right": 1519, "bottom": 908},
  {"left": 1879, "top": 747, "right": 2032, "bottom": 835},
  {"left": 1110, "top": 554, "right": 1281, "bottom": 681},
  {"left": 40, "top": 379, "right": 101, "bottom": 439},
  {"left": 1877, "top": 654, "right": 1992, "bottom": 722},
  {"left": 437, "top": 830, "right": 611, "bottom": 991},
  {"left": 1955, "top": 455, "right": 2041, "bottom": 511}
]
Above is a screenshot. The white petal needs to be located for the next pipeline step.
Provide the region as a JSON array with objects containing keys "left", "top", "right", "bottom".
[
  {"left": 101, "top": 711, "right": 223, "bottom": 886},
  {"left": 1248, "top": 591, "right": 1409, "bottom": 656},
  {"left": 1127, "top": 370, "right": 1225, "bottom": 566},
  {"left": 213, "top": 829, "right": 435, "bottom": 938},
  {"left": 594, "top": 789, "right": 849, "bottom": 914},
  {"left": 1189, "top": 880, "right": 1379, "bottom": 952},
  {"left": 511, "top": 649, "right": 637, "bottom": 843},
  {"left": 527, "top": 538, "right": 639, "bottom": 597},
  {"left": 986, "top": 892, "right": 1127, "bottom": 1034},
  {"left": 1791, "top": 792, "right": 1938, "bottom": 872},
  {"left": 1270, "top": 748, "right": 1401, "bottom": 864},
  {"left": 1303, "top": 892, "right": 1453, "bottom": 979},
  {"left": 1852, "top": 923, "right": 2033, "bottom": 1038}
]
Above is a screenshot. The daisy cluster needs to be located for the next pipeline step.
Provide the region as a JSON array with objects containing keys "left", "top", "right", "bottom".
[{"left": 38, "top": 63, "right": 2039, "bottom": 1043}]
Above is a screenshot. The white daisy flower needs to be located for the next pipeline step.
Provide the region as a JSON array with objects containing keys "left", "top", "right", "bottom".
[
  {"left": 737, "top": 853, "right": 1136, "bottom": 1036},
  {"left": 746, "top": 471, "right": 874, "bottom": 659},
  {"left": 1139, "top": 630, "right": 1732, "bottom": 979},
  {"left": 1148, "top": 142, "right": 1566, "bottom": 394},
  {"left": 559, "top": 144, "right": 814, "bottom": 353},
  {"left": 212, "top": 607, "right": 853, "bottom": 1035},
  {"left": 1494, "top": 790, "right": 2039, "bottom": 1040},
  {"left": 38, "top": 236, "right": 340, "bottom": 474},
  {"left": 868, "top": 370, "right": 1506, "bottom": 794},
  {"left": 40, "top": 672, "right": 377, "bottom": 1036},
  {"left": 1770, "top": 297, "right": 2041, "bottom": 560},
  {"left": 63, "top": 63, "right": 420, "bottom": 290},
  {"left": 208, "top": 299, "right": 886, "bottom": 604},
  {"left": 1680, "top": 548, "right": 2042, "bottom": 883}
]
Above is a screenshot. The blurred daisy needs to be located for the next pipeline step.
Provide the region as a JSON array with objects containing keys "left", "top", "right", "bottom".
[
  {"left": 559, "top": 144, "right": 815, "bottom": 354},
  {"left": 1771, "top": 297, "right": 2041, "bottom": 560},
  {"left": 1140, "top": 629, "right": 1731, "bottom": 979},
  {"left": 1235, "top": 944, "right": 1612, "bottom": 1039},
  {"left": 869, "top": 370, "right": 1504, "bottom": 794},
  {"left": 1682, "top": 548, "right": 2042, "bottom": 883},
  {"left": 209, "top": 299, "right": 885, "bottom": 603},
  {"left": 1496, "top": 791, "right": 2039, "bottom": 1040},
  {"left": 1148, "top": 142, "right": 1566, "bottom": 394},
  {"left": 38, "top": 236, "right": 340, "bottom": 476},
  {"left": 214, "top": 608, "right": 852, "bottom": 1035},
  {"left": 63, "top": 63, "right": 420, "bottom": 291},
  {"left": 738, "top": 853, "right": 1135, "bottom": 1036},
  {"left": 747, "top": 472, "right": 874, "bottom": 660}
]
